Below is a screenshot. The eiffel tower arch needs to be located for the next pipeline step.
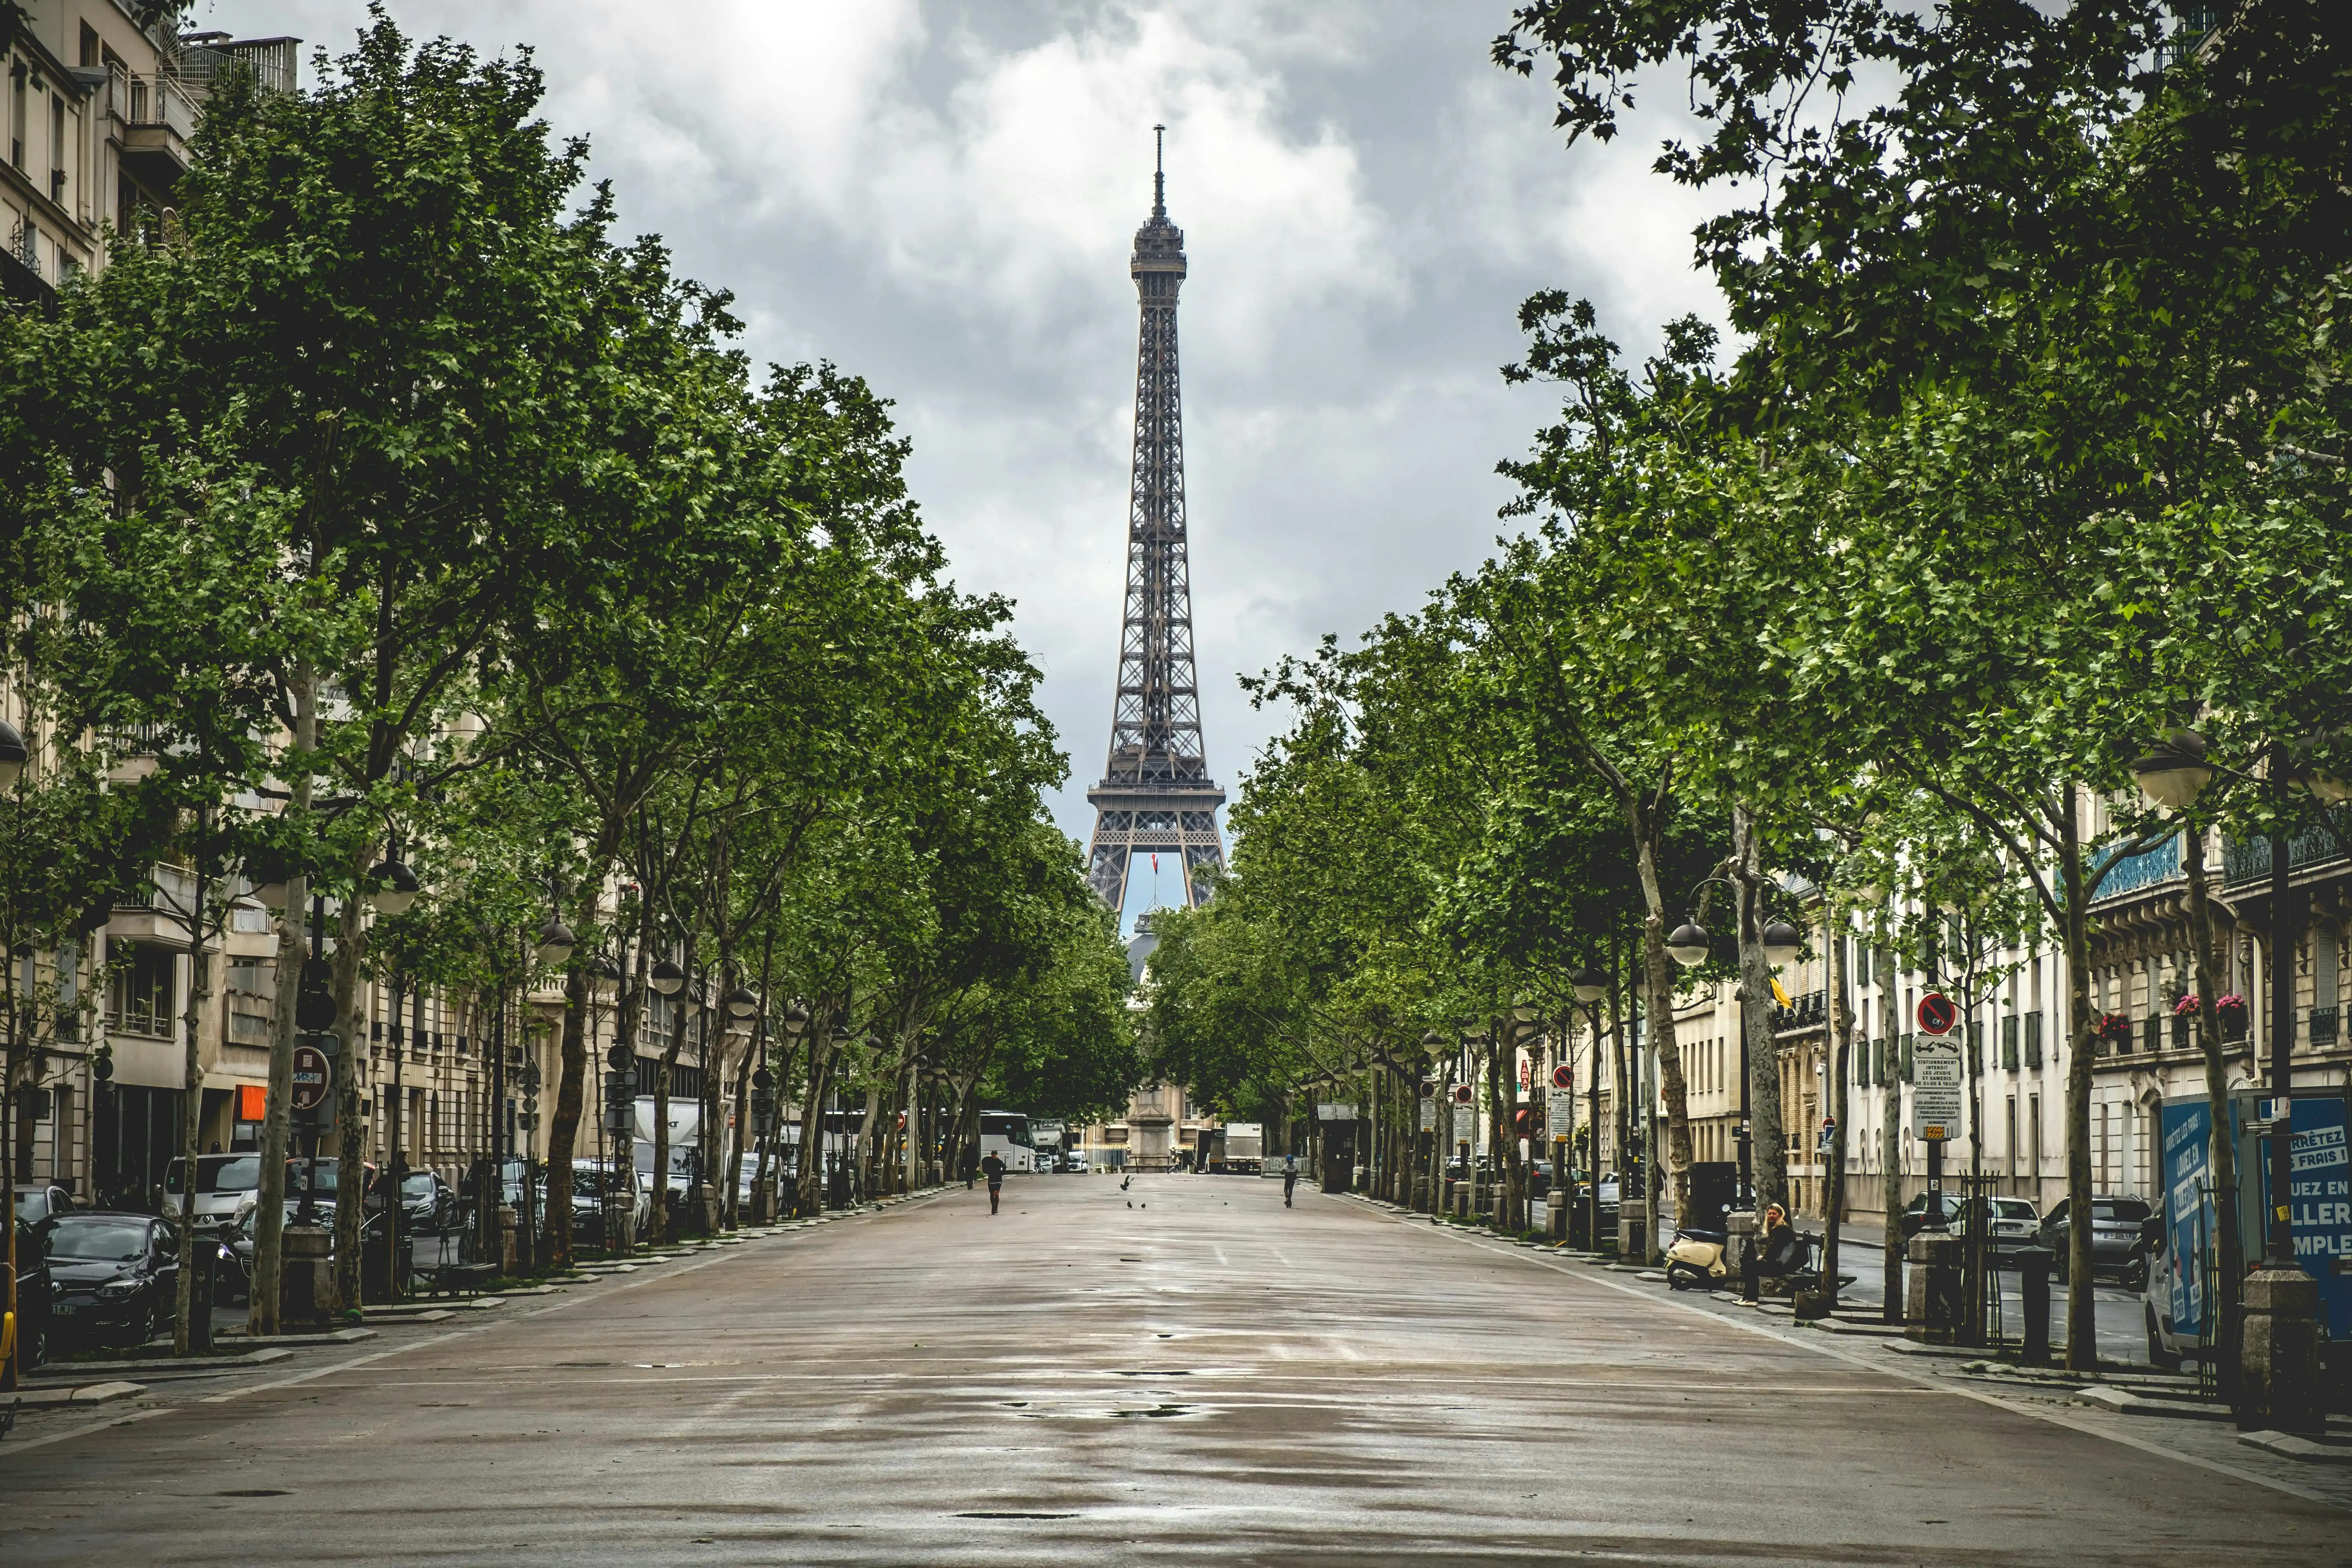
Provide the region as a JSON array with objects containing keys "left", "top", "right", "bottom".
[{"left": 1085, "top": 128, "right": 1227, "bottom": 916}]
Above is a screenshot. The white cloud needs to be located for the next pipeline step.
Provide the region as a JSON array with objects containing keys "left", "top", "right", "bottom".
[{"left": 206, "top": 0, "right": 1738, "bottom": 893}]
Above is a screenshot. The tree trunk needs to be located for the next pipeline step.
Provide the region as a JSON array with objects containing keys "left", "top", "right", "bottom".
[
  {"left": 653, "top": 975, "right": 688, "bottom": 1240},
  {"left": 173, "top": 838, "right": 211, "bottom": 1356},
  {"left": 795, "top": 1029, "right": 831, "bottom": 1216},
  {"left": 2059, "top": 785, "right": 2098, "bottom": 1372},
  {"left": 2181, "top": 821, "right": 2242, "bottom": 1401},
  {"left": 1822, "top": 900, "right": 1852, "bottom": 1307},
  {"left": 546, "top": 923, "right": 591, "bottom": 1267},
  {"left": 1635, "top": 842, "right": 1694, "bottom": 1226},
  {"left": 250, "top": 667, "right": 316, "bottom": 1335},
  {"left": 1881, "top": 976, "right": 1904, "bottom": 1324},
  {"left": 725, "top": 1035, "right": 752, "bottom": 1227},
  {"left": 330, "top": 888, "right": 368, "bottom": 1310},
  {"left": 1734, "top": 805, "right": 1788, "bottom": 1214}
]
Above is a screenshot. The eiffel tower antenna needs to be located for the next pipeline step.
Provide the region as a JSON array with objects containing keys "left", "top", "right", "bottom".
[{"left": 1085, "top": 130, "right": 1226, "bottom": 917}]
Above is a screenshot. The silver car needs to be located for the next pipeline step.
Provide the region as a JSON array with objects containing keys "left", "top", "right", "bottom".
[{"left": 162, "top": 1153, "right": 263, "bottom": 1233}]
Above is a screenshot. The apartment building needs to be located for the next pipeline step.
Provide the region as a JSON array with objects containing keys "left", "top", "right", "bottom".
[{"left": 3, "top": 2, "right": 295, "bottom": 305}]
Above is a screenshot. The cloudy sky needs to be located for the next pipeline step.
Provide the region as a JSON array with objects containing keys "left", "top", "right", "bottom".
[{"left": 201, "top": 0, "right": 1726, "bottom": 927}]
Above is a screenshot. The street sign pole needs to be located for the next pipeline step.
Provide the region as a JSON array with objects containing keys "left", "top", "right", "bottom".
[{"left": 1911, "top": 998, "right": 1965, "bottom": 1233}]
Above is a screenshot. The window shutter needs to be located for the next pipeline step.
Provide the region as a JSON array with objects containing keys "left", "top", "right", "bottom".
[
  {"left": 2002, "top": 1015, "right": 2020, "bottom": 1071},
  {"left": 2025, "top": 1012, "right": 2042, "bottom": 1069}
]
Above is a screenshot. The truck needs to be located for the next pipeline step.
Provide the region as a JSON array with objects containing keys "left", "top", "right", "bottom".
[
  {"left": 1031, "top": 1120, "right": 1067, "bottom": 1172},
  {"left": 1220, "top": 1122, "right": 1264, "bottom": 1175}
]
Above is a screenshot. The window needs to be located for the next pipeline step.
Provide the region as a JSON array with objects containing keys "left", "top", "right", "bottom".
[
  {"left": 108, "top": 942, "right": 175, "bottom": 1035},
  {"left": 2005, "top": 1098, "right": 2017, "bottom": 1175},
  {"left": 80, "top": 24, "right": 100, "bottom": 69}
]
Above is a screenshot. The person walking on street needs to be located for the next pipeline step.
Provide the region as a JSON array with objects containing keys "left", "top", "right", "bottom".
[
  {"left": 982, "top": 1151, "right": 1007, "bottom": 1214},
  {"left": 1282, "top": 1152, "right": 1299, "bottom": 1208},
  {"left": 962, "top": 1145, "right": 979, "bottom": 1190}
]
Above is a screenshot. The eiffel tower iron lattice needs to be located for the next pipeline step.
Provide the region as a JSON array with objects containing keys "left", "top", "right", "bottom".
[{"left": 1085, "top": 129, "right": 1226, "bottom": 915}]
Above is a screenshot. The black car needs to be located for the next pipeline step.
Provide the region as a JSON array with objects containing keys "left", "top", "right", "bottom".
[
  {"left": 2038, "top": 1196, "right": 2153, "bottom": 1283},
  {"left": 1899, "top": 1191, "right": 1965, "bottom": 1238},
  {"left": 44, "top": 1212, "right": 178, "bottom": 1348},
  {"left": 9, "top": 1216, "right": 55, "bottom": 1369}
]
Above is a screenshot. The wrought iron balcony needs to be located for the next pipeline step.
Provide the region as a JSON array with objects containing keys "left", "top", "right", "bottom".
[
  {"left": 2224, "top": 807, "right": 2352, "bottom": 888},
  {"left": 2090, "top": 835, "right": 2181, "bottom": 903}
]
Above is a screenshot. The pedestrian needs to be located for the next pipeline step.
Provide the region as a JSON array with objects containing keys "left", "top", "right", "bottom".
[
  {"left": 962, "top": 1144, "right": 979, "bottom": 1190},
  {"left": 1756, "top": 1202, "right": 1803, "bottom": 1278},
  {"left": 981, "top": 1150, "right": 1007, "bottom": 1214},
  {"left": 1282, "top": 1151, "right": 1299, "bottom": 1208}
]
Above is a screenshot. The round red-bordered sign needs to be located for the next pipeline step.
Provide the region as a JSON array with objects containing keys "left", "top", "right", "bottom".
[
  {"left": 291, "top": 1044, "right": 331, "bottom": 1111},
  {"left": 1916, "top": 993, "right": 1959, "bottom": 1036},
  {"left": 1550, "top": 1063, "right": 1574, "bottom": 1090}
]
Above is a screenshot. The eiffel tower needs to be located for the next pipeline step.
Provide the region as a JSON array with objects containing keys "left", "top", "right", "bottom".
[{"left": 1085, "top": 128, "right": 1226, "bottom": 915}]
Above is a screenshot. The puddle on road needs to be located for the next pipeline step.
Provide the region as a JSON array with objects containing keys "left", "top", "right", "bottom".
[{"left": 1111, "top": 1403, "right": 1194, "bottom": 1420}]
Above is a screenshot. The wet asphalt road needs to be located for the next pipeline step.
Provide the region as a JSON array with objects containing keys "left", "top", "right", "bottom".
[{"left": 1, "top": 1174, "right": 2343, "bottom": 1566}]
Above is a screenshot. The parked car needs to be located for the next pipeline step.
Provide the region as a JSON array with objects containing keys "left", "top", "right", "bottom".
[
  {"left": 1955, "top": 1196, "right": 2042, "bottom": 1253},
  {"left": 561, "top": 1160, "right": 653, "bottom": 1246},
  {"left": 1065, "top": 1149, "right": 1091, "bottom": 1174},
  {"left": 9, "top": 1216, "right": 55, "bottom": 1368},
  {"left": 227, "top": 1198, "right": 385, "bottom": 1298},
  {"left": 43, "top": 1212, "right": 180, "bottom": 1348},
  {"left": 162, "top": 1153, "right": 265, "bottom": 1233},
  {"left": 1899, "top": 1191, "right": 1965, "bottom": 1238},
  {"left": 13, "top": 1182, "right": 75, "bottom": 1226},
  {"left": 374, "top": 1169, "right": 461, "bottom": 1234},
  {"left": 2038, "top": 1196, "right": 2155, "bottom": 1282}
]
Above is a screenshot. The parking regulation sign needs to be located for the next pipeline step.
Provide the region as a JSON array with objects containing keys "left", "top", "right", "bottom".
[
  {"left": 292, "top": 1044, "right": 332, "bottom": 1112},
  {"left": 1550, "top": 1062, "right": 1574, "bottom": 1091},
  {"left": 1911, "top": 1036, "right": 1964, "bottom": 1141},
  {"left": 1916, "top": 992, "right": 1959, "bottom": 1036}
]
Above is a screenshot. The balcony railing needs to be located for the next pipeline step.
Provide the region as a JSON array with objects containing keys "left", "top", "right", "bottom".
[
  {"left": 2313, "top": 1006, "right": 2342, "bottom": 1047},
  {"left": 1773, "top": 990, "right": 1828, "bottom": 1033},
  {"left": 2224, "top": 807, "right": 2352, "bottom": 888},
  {"left": 2091, "top": 835, "right": 2181, "bottom": 902}
]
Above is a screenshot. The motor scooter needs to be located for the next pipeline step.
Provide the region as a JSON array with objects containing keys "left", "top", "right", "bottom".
[{"left": 1664, "top": 1226, "right": 1730, "bottom": 1290}]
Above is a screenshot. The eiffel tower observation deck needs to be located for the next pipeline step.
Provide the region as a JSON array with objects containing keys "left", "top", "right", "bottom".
[{"left": 1085, "top": 129, "right": 1227, "bottom": 915}]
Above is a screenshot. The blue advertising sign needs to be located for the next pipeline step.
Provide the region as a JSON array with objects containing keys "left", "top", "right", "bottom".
[
  {"left": 2158, "top": 1098, "right": 2220, "bottom": 1342},
  {"left": 2260, "top": 1095, "right": 2352, "bottom": 1341}
]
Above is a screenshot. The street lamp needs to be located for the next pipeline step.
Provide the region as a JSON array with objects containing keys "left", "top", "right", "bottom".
[
  {"left": 2128, "top": 730, "right": 2213, "bottom": 811},
  {"left": 1762, "top": 919, "right": 1801, "bottom": 969},
  {"left": 1667, "top": 922, "right": 1710, "bottom": 968},
  {"left": 649, "top": 957, "right": 686, "bottom": 997},
  {"left": 367, "top": 854, "right": 419, "bottom": 915},
  {"left": 534, "top": 916, "right": 576, "bottom": 967},
  {"left": 0, "top": 716, "right": 26, "bottom": 788},
  {"left": 724, "top": 985, "right": 759, "bottom": 1022}
]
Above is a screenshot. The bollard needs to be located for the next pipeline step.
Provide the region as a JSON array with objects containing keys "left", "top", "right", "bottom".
[
  {"left": 187, "top": 1240, "right": 216, "bottom": 1354},
  {"left": 2241, "top": 1266, "right": 2324, "bottom": 1434},
  {"left": 1726, "top": 1209, "right": 1759, "bottom": 1301},
  {"left": 2016, "top": 1246, "right": 2051, "bottom": 1365},
  {"left": 1547, "top": 1189, "right": 1568, "bottom": 1242},
  {"left": 280, "top": 1224, "right": 333, "bottom": 1331},
  {"left": 1906, "top": 1232, "right": 1964, "bottom": 1343}
]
